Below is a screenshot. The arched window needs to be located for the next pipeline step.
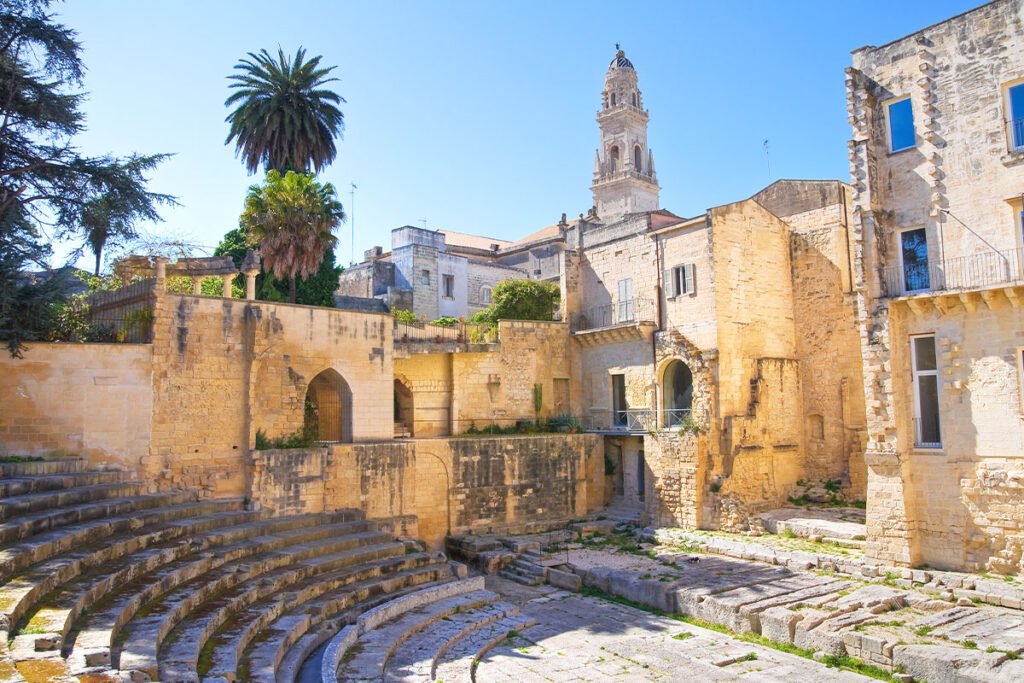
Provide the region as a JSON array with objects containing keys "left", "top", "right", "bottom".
[
  {"left": 305, "top": 368, "right": 353, "bottom": 442},
  {"left": 634, "top": 145, "right": 643, "bottom": 172},
  {"left": 662, "top": 360, "right": 693, "bottom": 428},
  {"left": 631, "top": 93, "right": 637, "bottom": 107},
  {"left": 610, "top": 145, "right": 620, "bottom": 173},
  {"left": 610, "top": 92, "right": 616, "bottom": 106}
]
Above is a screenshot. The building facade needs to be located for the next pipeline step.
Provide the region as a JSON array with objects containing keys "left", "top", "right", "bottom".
[{"left": 849, "top": 0, "right": 1024, "bottom": 572}]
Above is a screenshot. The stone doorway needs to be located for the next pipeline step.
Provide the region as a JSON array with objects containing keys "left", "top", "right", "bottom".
[
  {"left": 394, "top": 379, "right": 414, "bottom": 438},
  {"left": 305, "top": 369, "right": 352, "bottom": 443}
]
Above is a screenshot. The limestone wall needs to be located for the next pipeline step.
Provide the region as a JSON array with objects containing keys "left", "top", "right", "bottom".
[
  {"left": 642, "top": 432, "right": 704, "bottom": 528},
  {"left": 658, "top": 220, "right": 717, "bottom": 350},
  {"left": 394, "top": 353, "right": 452, "bottom": 437},
  {"left": 249, "top": 435, "right": 605, "bottom": 548},
  {"left": 146, "top": 293, "right": 393, "bottom": 496},
  {"left": 0, "top": 343, "right": 153, "bottom": 469}
]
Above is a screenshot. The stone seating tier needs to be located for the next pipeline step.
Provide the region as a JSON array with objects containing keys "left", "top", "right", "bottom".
[{"left": 0, "top": 458, "right": 452, "bottom": 683}]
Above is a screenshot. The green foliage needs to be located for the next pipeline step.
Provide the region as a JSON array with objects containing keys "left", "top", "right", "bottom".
[
  {"left": 709, "top": 481, "right": 722, "bottom": 494},
  {"left": 676, "top": 413, "right": 701, "bottom": 435},
  {"left": 823, "top": 479, "right": 843, "bottom": 494},
  {"left": 0, "top": 1, "right": 173, "bottom": 356},
  {"left": 469, "top": 279, "right": 559, "bottom": 324},
  {"left": 604, "top": 453, "right": 617, "bottom": 476},
  {"left": 240, "top": 170, "right": 344, "bottom": 303},
  {"left": 225, "top": 47, "right": 345, "bottom": 174},
  {"left": 254, "top": 427, "right": 318, "bottom": 450},
  {"left": 0, "top": 455, "right": 43, "bottom": 463},
  {"left": 533, "top": 383, "right": 543, "bottom": 416},
  {"left": 429, "top": 316, "right": 459, "bottom": 327},
  {"left": 393, "top": 309, "right": 420, "bottom": 325},
  {"left": 461, "top": 415, "right": 581, "bottom": 437}
]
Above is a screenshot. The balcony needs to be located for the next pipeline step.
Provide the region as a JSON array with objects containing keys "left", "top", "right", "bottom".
[
  {"left": 881, "top": 248, "right": 1024, "bottom": 299},
  {"left": 581, "top": 409, "right": 655, "bottom": 434},
  {"left": 569, "top": 298, "right": 656, "bottom": 346},
  {"left": 393, "top": 320, "right": 497, "bottom": 357}
]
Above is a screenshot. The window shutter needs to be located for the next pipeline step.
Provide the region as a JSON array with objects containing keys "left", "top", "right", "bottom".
[
  {"left": 684, "top": 263, "right": 696, "bottom": 295},
  {"left": 664, "top": 269, "right": 674, "bottom": 297}
]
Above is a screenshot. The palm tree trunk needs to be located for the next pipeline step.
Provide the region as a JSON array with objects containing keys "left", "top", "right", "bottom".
[
  {"left": 289, "top": 274, "right": 297, "bottom": 303},
  {"left": 93, "top": 248, "right": 102, "bottom": 276}
]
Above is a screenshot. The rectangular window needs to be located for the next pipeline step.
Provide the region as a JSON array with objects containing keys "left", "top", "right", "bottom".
[
  {"left": 887, "top": 97, "right": 915, "bottom": 152},
  {"left": 442, "top": 274, "right": 455, "bottom": 299},
  {"left": 617, "top": 278, "right": 634, "bottom": 322},
  {"left": 899, "top": 227, "right": 930, "bottom": 293},
  {"left": 911, "top": 335, "right": 941, "bottom": 449},
  {"left": 668, "top": 264, "right": 696, "bottom": 297},
  {"left": 611, "top": 374, "right": 627, "bottom": 428},
  {"left": 419, "top": 269, "right": 430, "bottom": 286},
  {"left": 1008, "top": 83, "right": 1024, "bottom": 150},
  {"left": 480, "top": 286, "right": 492, "bottom": 304}
]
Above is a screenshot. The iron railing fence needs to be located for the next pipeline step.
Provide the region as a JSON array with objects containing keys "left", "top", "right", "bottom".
[
  {"left": 393, "top": 320, "right": 498, "bottom": 345},
  {"left": 569, "top": 298, "right": 656, "bottom": 333},
  {"left": 47, "top": 278, "right": 156, "bottom": 343},
  {"left": 882, "top": 248, "right": 1024, "bottom": 297},
  {"left": 662, "top": 408, "right": 693, "bottom": 429}
]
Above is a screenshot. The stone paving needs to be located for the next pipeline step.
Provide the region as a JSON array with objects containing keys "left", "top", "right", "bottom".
[{"left": 478, "top": 577, "right": 872, "bottom": 682}]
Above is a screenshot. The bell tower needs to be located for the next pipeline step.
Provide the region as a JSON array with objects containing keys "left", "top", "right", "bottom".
[{"left": 591, "top": 46, "right": 659, "bottom": 219}]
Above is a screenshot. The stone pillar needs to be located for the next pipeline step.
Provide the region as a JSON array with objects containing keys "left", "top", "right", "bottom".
[
  {"left": 864, "top": 450, "right": 919, "bottom": 567},
  {"left": 244, "top": 270, "right": 259, "bottom": 300},
  {"left": 154, "top": 257, "right": 168, "bottom": 293},
  {"left": 191, "top": 277, "right": 202, "bottom": 295},
  {"left": 222, "top": 274, "right": 234, "bottom": 298}
]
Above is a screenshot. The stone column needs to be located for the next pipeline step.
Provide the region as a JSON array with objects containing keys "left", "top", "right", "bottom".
[
  {"left": 222, "top": 274, "right": 234, "bottom": 298},
  {"left": 244, "top": 270, "right": 259, "bottom": 300},
  {"left": 191, "top": 277, "right": 203, "bottom": 295},
  {"left": 154, "top": 257, "right": 168, "bottom": 293}
]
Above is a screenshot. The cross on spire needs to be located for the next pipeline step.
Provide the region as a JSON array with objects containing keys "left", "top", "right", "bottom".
[{"left": 615, "top": 42, "right": 620, "bottom": 51}]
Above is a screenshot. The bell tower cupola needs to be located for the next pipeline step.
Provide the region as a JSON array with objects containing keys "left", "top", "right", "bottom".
[{"left": 591, "top": 46, "right": 659, "bottom": 219}]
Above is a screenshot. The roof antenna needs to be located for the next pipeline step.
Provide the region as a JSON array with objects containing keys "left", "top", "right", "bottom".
[
  {"left": 418, "top": 218, "right": 428, "bottom": 230},
  {"left": 763, "top": 138, "right": 772, "bottom": 180}
]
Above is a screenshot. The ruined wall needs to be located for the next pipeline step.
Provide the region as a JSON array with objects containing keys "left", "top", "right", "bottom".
[
  {"left": 147, "top": 293, "right": 393, "bottom": 496},
  {"left": 643, "top": 432, "right": 705, "bottom": 528},
  {"left": 394, "top": 353, "right": 452, "bottom": 437},
  {"left": 248, "top": 435, "right": 604, "bottom": 548},
  {"left": 706, "top": 200, "right": 804, "bottom": 514},
  {"left": 0, "top": 344, "right": 153, "bottom": 469}
]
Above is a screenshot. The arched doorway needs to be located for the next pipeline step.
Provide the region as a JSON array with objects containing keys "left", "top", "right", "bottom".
[
  {"left": 394, "top": 378, "right": 414, "bottom": 438},
  {"left": 662, "top": 359, "right": 693, "bottom": 428},
  {"left": 305, "top": 369, "right": 352, "bottom": 443}
]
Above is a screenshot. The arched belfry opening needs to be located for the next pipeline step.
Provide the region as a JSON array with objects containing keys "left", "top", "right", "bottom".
[
  {"left": 663, "top": 359, "right": 693, "bottom": 428},
  {"left": 305, "top": 368, "right": 353, "bottom": 443},
  {"left": 634, "top": 145, "right": 643, "bottom": 172},
  {"left": 394, "top": 378, "right": 414, "bottom": 438},
  {"left": 610, "top": 145, "right": 620, "bottom": 172}
]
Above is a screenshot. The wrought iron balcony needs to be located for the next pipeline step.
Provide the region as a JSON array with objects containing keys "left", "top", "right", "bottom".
[
  {"left": 569, "top": 298, "right": 656, "bottom": 333},
  {"left": 580, "top": 409, "right": 655, "bottom": 433},
  {"left": 881, "top": 248, "right": 1024, "bottom": 298}
]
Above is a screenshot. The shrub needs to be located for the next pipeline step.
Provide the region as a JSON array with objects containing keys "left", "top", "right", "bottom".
[
  {"left": 392, "top": 309, "right": 420, "bottom": 325},
  {"left": 429, "top": 316, "right": 460, "bottom": 327},
  {"left": 469, "top": 279, "right": 559, "bottom": 324}
]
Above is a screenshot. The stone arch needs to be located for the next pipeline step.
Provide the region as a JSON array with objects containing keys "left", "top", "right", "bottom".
[
  {"left": 305, "top": 368, "right": 352, "bottom": 443},
  {"left": 610, "top": 92, "right": 616, "bottom": 106},
  {"left": 394, "top": 377, "right": 414, "bottom": 437},
  {"left": 610, "top": 145, "right": 620, "bottom": 172},
  {"left": 634, "top": 144, "right": 643, "bottom": 172},
  {"left": 660, "top": 358, "right": 693, "bottom": 428}
]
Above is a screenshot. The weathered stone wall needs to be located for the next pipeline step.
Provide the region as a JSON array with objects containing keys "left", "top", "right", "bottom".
[
  {"left": 248, "top": 435, "right": 604, "bottom": 548},
  {"left": 642, "top": 432, "right": 704, "bottom": 528},
  {"left": 0, "top": 343, "right": 153, "bottom": 469},
  {"left": 848, "top": 0, "right": 1024, "bottom": 569},
  {"left": 394, "top": 353, "right": 453, "bottom": 437},
  {"left": 146, "top": 293, "right": 393, "bottom": 496}
]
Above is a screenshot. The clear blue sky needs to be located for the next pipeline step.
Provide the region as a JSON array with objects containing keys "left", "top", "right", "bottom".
[{"left": 56, "top": 0, "right": 979, "bottom": 268}]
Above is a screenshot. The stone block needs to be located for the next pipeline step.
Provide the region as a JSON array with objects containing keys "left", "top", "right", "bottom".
[{"left": 547, "top": 568, "right": 582, "bottom": 592}]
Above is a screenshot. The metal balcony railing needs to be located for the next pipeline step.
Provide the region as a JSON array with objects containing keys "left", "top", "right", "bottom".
[
  {"left": 569, "top": 298, "right": 655, "bottom": 333},
  {"left": 913, "top": 416, "right": 942, "bottom": 450},
  {"left": 1007, "top": 118, "right": 1024, "bottom": 152},
  {"left": 580, "top": 409, "right": 655, "bottom": 433},
  {"left": 394, "top": 320, "right": 497, "bottom": 345},
  {"left": 881, "top": 248, "right": 1024, "bottom": 297},
  {"left": 662, "top": 408, "right": 693, "bottom": 429}
]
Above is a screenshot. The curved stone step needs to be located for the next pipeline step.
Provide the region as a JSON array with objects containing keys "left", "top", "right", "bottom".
[
  {"left": 0, "top": 459, "right": 84, "bottom": 477},
  {"left": 4, "top": 507, "right": 258, "bottom": 642},
  {"left": 339, "top": 589, "right": 498, "bottom": 682},
  {"left": 384, "top": 600, "right": 520, "bottom": 682},
  {"left": 241, "top": 564, "right": 452, "bottom": 683},
  {"left": 200, "top": 552, "right": 440, "bottom": 682},
  {"left": 432, "top": 614, "right": 537, "bottom": 683},
  {"left": 0, "top": 481, "right": 145, "bottom": 521},
  {"left": 0, "top": 470, "right": 125, "bottom": 498},
  {"left": 0, "top": 490, "right": 197, "bottom": 546},
  {"left": 114, "top": 528, "right": 389, "bottom": 679},
  {"left": 158, "top": 539, "right": 404, "bottom": 683},
  {"left": 63, "top": 515, "right": 369, "bottom": 674},
  {"left": 0, "top": 498, "right": 243, "bottom": 581}
]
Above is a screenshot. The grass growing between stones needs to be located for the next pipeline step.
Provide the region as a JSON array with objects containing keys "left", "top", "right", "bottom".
[{"left": 580, "top": 586, "right": 901, "bottom": 682}]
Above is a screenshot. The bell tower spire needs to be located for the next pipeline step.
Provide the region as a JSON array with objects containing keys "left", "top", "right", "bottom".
[{"left": 591, "top": 46, "right": 659, "bottom": 219}]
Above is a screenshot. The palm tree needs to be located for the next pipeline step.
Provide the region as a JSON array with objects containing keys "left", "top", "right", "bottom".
[
  {"left": 225, "top": 47, "right": 345, "bottom": 174},
  {"left": 240, "top": 170, "right": 344, "bottom": 303}
]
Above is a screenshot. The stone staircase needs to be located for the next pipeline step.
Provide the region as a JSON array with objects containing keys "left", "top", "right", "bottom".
[
  {"left": 321, "top": 577, "right": 535, "bottom": 683},
  {"left": 0, "top": 458, "right": 455, "bottom": 683}
]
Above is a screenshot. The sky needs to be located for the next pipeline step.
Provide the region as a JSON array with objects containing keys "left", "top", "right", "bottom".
[{"left": 54, "top": 0, "right": 981, "bottom": 269}]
